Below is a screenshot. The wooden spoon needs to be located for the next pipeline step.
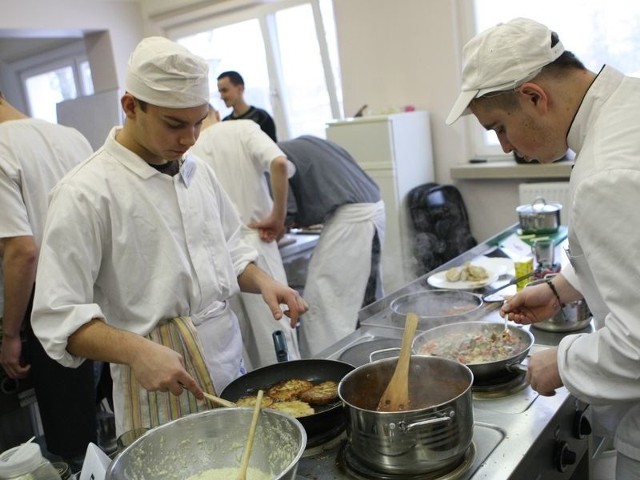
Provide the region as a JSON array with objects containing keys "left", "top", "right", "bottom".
[
  {"left": 202, "top": 392, "right": 236, "bottom": 408},
  {"left": 178, "top": 381, "right": 237, "bottom": 408},
  {"left": 236, "top": 389, "right": 264, "bottom": 480},
  {"left": 376, "top": 312, "right": 419, "bottom": 412}
]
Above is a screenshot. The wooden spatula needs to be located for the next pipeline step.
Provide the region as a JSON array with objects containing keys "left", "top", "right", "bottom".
[
  {"left": 236, "top": 389, "right": 264, "bottom": 480},
  {"left": 376, "top": 312, "right": 419, "bottom": 411}
]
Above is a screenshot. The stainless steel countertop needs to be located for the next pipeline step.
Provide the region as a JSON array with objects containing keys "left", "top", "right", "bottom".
[
  {"left": 299, "top": 224, "right": 593, "bottom": 479},
  {"left": 278, "top": 233, "right": 320, "bottom": 259},
  {"left": 307, "top": 317, "right": 593, "bottom": 479}
]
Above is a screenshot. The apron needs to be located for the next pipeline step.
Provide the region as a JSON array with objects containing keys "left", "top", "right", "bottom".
[
  {"left": 120, "top": 316, "right": 214, "bottom": 435},
  {"left": 116, "top": 306, "right": 245, "bottom": 436},
  {"left": 299, "top": 201, "right": 385, "bottom": 357},
  {"left": 232, "top": 227, "right": 301, "bottom": 370}
]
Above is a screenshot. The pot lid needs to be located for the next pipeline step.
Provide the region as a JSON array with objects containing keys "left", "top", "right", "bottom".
[{"left": 516, "top": 196, "right": 561, "bottom": 214}]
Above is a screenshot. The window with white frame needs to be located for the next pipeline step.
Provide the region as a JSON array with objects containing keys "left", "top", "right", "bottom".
[
  {"left": 465, "top": 0, "right": 640, "bottom": 157},
  {"left": 169, "top": 0, "right": 343, "bottom": 140},
  {"left": 18, "top": 43, "right": 93, "bottom": 124}
]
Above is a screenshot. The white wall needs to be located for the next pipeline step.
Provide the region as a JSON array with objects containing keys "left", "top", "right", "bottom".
[
  {"left": 330, "top": 0, "right": 518, "bottom": 241},
  {"left": 0, "top": 1, "right": 145, "bottom": 95},
  {"left": 332, "top": 1, "right": 468, "bottom": 179}
]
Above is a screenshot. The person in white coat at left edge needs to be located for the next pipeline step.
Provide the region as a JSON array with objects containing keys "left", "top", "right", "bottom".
[{"left": 30, "top": 36, "right": 307, "bottom": 437}]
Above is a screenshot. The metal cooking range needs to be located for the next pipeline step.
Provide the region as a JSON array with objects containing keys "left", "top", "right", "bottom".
[{"left": 296, "top": 229, "right": 598, "bottom": 479}]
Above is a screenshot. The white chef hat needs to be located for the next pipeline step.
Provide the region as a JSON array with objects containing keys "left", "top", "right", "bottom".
[
  {"left": 446, "top": 17, "right": 564, "bottom": 125},
  {"left": 125, "top": 36, "right": 210, "bottom": 108}
]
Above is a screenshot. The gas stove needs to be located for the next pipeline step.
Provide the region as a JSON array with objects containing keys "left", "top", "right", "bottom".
[{"left": 296, "top": 239, "right": 597, "bottom": 479}]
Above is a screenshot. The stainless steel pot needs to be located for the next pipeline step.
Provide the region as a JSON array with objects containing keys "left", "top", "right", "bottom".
[
  {"left": 105, "top": 408, "right": 306, "bottom": 480},
  {"left": 526, "top": 277, "right": 593, "bottom": 332},
  {"left": 516, "top": 197, "right": 561, "bottom": 234},
  {"left": 338, "top": 356, "right": 473, "bottom": 475},
  {"left": 532, "top": 299, "right": 592, "bottom": 332}
]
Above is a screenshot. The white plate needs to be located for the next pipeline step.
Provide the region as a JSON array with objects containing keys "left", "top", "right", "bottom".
[
  {"left": 473, "top": 257, "right": 514, "bottom": 276},
  {"left": 427, "top": 257, "right": 508, "bottom": 290}
]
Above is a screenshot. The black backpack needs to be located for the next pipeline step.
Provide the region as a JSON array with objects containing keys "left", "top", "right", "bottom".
[{"left": 407, "top": 182, "right": 477, "bottom": 276}]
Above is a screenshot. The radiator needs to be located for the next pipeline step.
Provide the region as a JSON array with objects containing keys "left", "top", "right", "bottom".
[{"left": 518, "top": 182, "right": 571, "bottom": 226}]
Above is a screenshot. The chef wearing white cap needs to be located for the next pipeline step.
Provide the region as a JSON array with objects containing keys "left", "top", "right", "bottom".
[
  {"left": 447, "top": 17, "right": 640, "bottom": 478},
  {"left": 31, "top": 36, "right": 307, "bottom": 436}
]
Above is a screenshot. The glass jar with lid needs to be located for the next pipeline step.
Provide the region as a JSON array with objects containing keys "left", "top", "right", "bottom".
[{"left": 0, "top": 442, "right": 62, "bottom": 480}]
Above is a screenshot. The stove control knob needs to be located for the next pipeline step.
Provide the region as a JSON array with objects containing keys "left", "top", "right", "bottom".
[
  {"left": 573, "top": 408, "right": 592, "bottom": 438},
  {"left": 554, "top": 440, "right": 577, "bottom": 472}
]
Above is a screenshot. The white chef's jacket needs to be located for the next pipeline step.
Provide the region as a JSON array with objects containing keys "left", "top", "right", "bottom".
[
  {"left": 191, "top": 121, "right": 300, "bottom": 368},
  {"left": 0, "top": 119, "right": 92, "bottom": 316},
  {"left": 559, "top": 66, "right": 640, "bottom": 460},
  {"left": 192, "top": 121, "right": 292, "bottom": 226},
  {"left": 31, "top": 128, "right": 258, "bottom": 430}
]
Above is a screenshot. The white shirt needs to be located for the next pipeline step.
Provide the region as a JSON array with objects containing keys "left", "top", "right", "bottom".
[
  {"left": 0, "top": 118, "right": 92, "bottom": 245},
  {"left": 560, "top": 66, "right": 640, "bottom": 459},
  {"left": 191, "top": 120, "right": 291, "bottom": 225},
  {"left": 31, "top": 127, "right": 258, "bottom": 367},
  {"left": 0, "top": 118, "right": 92, "bottom": 316},
  {"left": 191, "top": 120, "right": 301, "bottom": 368}
]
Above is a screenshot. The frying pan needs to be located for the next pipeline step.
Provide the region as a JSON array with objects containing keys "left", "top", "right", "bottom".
[
  {"left": 220, "top": 359, "right": 354, "bottom": 447},
  {"left": 412, "top": 321, "right": 533, "bottom": 382},
  {"left": 389, "top": 290, "right": 484, "bottom": 329}
]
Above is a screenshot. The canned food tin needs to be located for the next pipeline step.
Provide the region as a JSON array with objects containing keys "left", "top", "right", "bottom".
[{"left": 514, "top": 257, "right": 534, "bottom": 291}]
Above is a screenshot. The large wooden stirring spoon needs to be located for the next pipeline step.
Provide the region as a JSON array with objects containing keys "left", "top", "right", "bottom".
[
  {"left": 376, "top": 312, "right": 419, "bottom": 412},
  {"left": 236, "top": 389, "right": 264, "bottom": 480}
]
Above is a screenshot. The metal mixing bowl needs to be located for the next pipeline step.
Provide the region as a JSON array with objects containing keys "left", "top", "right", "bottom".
[
  {"left": 105, "top": 408, "right": 306, "bottom": 480},
  {"left": 532, "top": 299, "right": 592, "bottom": 332}
]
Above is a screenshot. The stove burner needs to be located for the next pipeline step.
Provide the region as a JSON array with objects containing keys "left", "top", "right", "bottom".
[
  {"left": 337, "top": 442, "right": 476, "bottom": 480},
  {"left": 472, "top": 371, "right": 529, "bottom": 399}
]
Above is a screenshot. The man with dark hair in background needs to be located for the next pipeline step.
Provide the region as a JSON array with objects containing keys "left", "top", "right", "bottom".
[{"left": 217, "top": 70, "right": 277, "bottom": 142}]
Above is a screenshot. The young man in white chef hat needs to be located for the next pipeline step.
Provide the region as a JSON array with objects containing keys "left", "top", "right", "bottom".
[
  {"left": 31, "top": 36, "right": 307, "bottom": 437},
  {"left": 447, "top": 17, "right": 640, "bottom": 478}
]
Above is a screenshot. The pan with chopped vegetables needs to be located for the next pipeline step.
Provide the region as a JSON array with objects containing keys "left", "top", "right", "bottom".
[{"left": 412, "top": 321, "right": 533, "bottom": 381}]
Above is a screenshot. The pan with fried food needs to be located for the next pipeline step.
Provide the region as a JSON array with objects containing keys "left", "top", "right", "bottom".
[{"left": 220, "top": 359, "right": 355, "bottom": 446}]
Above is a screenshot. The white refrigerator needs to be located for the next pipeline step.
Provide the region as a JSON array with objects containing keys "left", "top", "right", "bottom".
[{"left": 326, "top": 111, "right": 434, "bottom": 293}]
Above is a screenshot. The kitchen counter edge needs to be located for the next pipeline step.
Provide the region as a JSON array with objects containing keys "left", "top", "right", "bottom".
[{"left": 451, "top": 160, "right": 573, "bottom": 180}]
